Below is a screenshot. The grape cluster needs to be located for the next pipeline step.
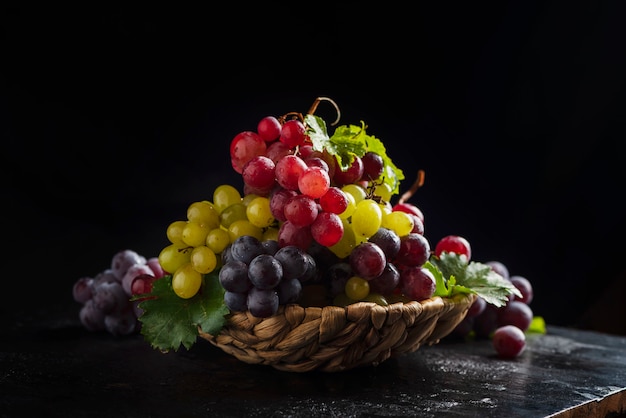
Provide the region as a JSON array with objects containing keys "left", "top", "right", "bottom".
[
  {"left": 153, "top": 108, "right": 440, "bottom": 316},
  {"left": 220, "top": 113, "right": 442, "bottom": 315},
  {"left": 219, "top": 236, "right": 316, "bottom": 317},
  {"left": 72, "top": 249, "right": 164, "bottom": 336},
  {"left": 448, "top": 256, "right": 535, "bottom": 358}
]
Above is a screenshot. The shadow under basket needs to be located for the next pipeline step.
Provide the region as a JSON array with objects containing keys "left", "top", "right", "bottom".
[{"left": 199, "top": 293, "right": 476, "bottom": 373}]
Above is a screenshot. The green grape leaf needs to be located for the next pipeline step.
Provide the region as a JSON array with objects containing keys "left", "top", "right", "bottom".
[
  {"left": 304, "top": 114, "right": 405, "bottom": 195},
  {"left": 135, "top": 272, "right": 228, "bottom": 352},
  {"left": 430, "top": 252, "right": 522, "bottom": 307}
]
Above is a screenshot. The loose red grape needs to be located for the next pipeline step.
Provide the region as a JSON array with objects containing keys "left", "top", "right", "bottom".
[
  {"left": 435, "top": 235, "right": 472, "bottom": 261},
  {"left": 492, "top": 325, "right": 526, "bottom": 358}
]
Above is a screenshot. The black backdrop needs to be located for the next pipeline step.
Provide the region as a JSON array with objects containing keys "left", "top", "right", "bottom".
[{"left": 4, "top": 3, "right": 625, "bottom": 333}]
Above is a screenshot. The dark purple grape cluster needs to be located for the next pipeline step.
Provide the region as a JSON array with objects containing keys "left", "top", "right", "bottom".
[
  {"left": 219, "top": 236, "right": 317, "bottom": 317},
  {"left": 72, "top": 249, "right": 165, "bottom": 336}
]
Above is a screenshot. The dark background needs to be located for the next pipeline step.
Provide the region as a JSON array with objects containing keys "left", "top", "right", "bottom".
[{"left": 3, "top": 3, "right": 625, "bottom": 334}]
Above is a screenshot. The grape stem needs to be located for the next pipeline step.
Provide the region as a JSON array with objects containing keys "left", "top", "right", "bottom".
[
  {"left": 398, "top": 170, "right": 426, "bottom": 204},
  {"left": 307, "top": 97, "right": 341, "bottom": 126}
]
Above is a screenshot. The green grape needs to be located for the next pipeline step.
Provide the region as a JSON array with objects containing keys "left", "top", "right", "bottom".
[
  {"left": 362, "top": 292, "right": 389, "bottom": 306},
  {"left": 228, "top": 219, "right": 263, "bottom": 242},
  {"left": 172, "top": 263, "right": 203, "bottom": 299},
  {"left": 351, "top": 199, "right": 382, "bottom": 238},
  {"left": 242, "top": 193, "right": 260, "bottom": 206},
  {"left": 345, "top": 276, "right": 370, "bottom": 300},
  {"left": 381, "top": 210, "right": 414, "bottom": 237},
  {"left": 206, "top": 227, "right": 231, "bottom": 254},
  {"left": 372, "top": 182, "right": 392, "bottom": 203},
  {"left": 262, "top": 226, "right": 279, "bottom": 242},
  {"left": 166, "top": 220, "right": 187, "bottom": 245},
  {"left": 328, "top": 218, "right": 356, "bottom": 258},
  {"left": 219, "top": 202, "right": 248, "bottom": 228},
  {"left": 246, "top": 196, "right": 275, "bottom": 228},
  {"left": 342, "top": 183, "right": 366, "bottom": 204},
  {"left": 158, "top": 243, "right": 192, "bottom": 274},
  {"left": 379, "top": 201, "right": 392, "bottom": 217},
  {"left": 182, "top": 221, "right": 210, "bottom": 247},
  {"left": 332, "top": 292, "right": 355, "bottom": 307},
  {"left": 187, "top": 201, "right": 220, "bottom": 229},
  {"left": 190, "top": 245, "right": 217, "bottom": 274},
  {"left": 213, "top": 184, "right": 242, "bottom": 213},
  {"left": 338, "top": 192, "right": 356, "bottom": 220}
]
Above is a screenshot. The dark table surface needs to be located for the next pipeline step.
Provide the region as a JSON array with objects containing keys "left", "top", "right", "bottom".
[{"left": 1, "top": 305, "right": 625, "bottom": 418}]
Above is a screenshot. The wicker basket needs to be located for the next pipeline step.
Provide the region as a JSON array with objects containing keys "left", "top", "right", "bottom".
[{"left": 199, "top": 292, "right": 476, "bottom": 372}]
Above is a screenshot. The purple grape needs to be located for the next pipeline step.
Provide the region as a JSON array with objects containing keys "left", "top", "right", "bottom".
[
  {"left": 247, "top": 287, "right": 279, "bottom": 318},
  {"left": 277, "top": 278, "right": 302, "bottom": 304},
  {"left": 349, "top": 242, "right": 386, "bottom": 280},
  {"left": 79, "top": 299, "right": 105, "bottom": 332},
  {"left": 224, "top": 291, "right": 248, "bottom": 312},
  {"left": 92, "top": 281, "right": 128, "bottom": 315},
  {"left": 248, "top": 254, "right": 283, "bottom": 290},
  {"left": 274, "top": 246, "right": 308, "bottom": 280},
  {"left": 73, "top": 277, "right": 94, "bottom": 304},
  {"left": 219, "top": 260, "right": 253, "bottom": 293},
  {"left": 485, "top": 260, "right": 510, "bottom": 280},
  {"left": 104, "top": 307, "right": 139, "bottom": 336},
  {"left": 467, "top": 296, "right": 487, "bottom": 317},
  {"left": 368, "top": 263, "right": 400, "bottom": 295},
  {"left": 298, "top": 252, "right": 318, "bottom": 283},
  {"left": 262, "top": 239, "right": 280, "bottom": 255},
  {"left": 368, "top": 227, "right": 401, "bottom": 260},
  {"left": 230, "top": 235, "right": 265, "bottom": 265},
  {"left": 111, "top": 249, "right": 146, "bottom": 280},
  {"left": 326, "top": 262, "right": 352, "bottom": 297},
  {"left": 497, "top": 300, "right": 533, "bottom": 332}
]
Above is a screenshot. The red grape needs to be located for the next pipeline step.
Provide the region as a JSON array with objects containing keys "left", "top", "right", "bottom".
[
  {"left": 280, "top": 119, "right": 307, "bottom": 148},
  {"left": 435, "top": 235, "right": 472, "bottom": 261},
  {"left": 310, "top": 212, "right": 343, "bottom": 247},
  {"left": 400, "top": 266, "right": 436, "bottom": 301},
  {"left": 492, "top": 325, "right": 526, "bottom": 358},
  {"left": 230, "top": 131, "right": 267, "bottom": 174},
  {"left": 509, "top": 275, "right": 534, "bottom": 304},
  {"left": 257, "top": 116, "right": 281, "bottom": 142}
]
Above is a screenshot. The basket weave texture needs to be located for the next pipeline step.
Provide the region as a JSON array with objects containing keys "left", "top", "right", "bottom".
[{"left": 199, "top": 292, "right": 476, "bottom": 372}]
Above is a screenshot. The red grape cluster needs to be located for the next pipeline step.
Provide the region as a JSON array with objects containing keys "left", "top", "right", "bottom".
[{"left": 232, "top": 115, "right": 366, "bottom": 249}]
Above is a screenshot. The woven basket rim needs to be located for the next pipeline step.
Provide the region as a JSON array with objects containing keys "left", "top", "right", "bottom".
[{"left": 199, "top": 293, "right": 476, "bottom": 372}]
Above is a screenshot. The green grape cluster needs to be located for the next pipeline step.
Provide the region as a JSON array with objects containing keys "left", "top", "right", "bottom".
[{"left": 158, "top": 184, "right": 280, "bottom": 299}]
